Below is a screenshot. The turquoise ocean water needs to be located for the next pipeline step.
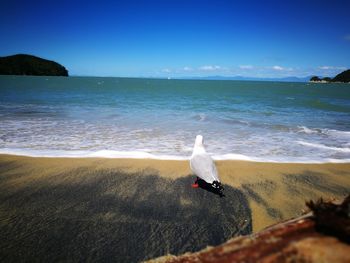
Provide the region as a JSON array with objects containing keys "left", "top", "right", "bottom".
[{"left": 0, "top": 76, "right": 349, "bottom": 162}]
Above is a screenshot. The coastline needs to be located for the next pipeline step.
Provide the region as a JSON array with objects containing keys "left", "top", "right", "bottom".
[
  {"left": 1, "top": 154, "right": 349, "bottom": 232},
  {"left": 1, "top": 149, "right": 350, "bottom": 163}
]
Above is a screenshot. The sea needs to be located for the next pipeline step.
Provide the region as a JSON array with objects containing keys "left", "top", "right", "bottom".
[{"left": 0, "top": 76, "right": 349, "bottom": 163}]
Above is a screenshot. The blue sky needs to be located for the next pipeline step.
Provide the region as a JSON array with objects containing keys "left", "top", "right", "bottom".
[{"left": 1, "top": 0, "right": 349, "bottom": 78}]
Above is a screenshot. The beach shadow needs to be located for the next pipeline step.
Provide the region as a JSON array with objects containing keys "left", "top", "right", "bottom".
[
  {"left": 282, "top": 171, "right": 349, "bottom": 196},
  {"left": 0, "top": 164, "right": 252, "bottom": 263},
  {"left": 241, "top": 182, "right": 282, "bottom": 219}
]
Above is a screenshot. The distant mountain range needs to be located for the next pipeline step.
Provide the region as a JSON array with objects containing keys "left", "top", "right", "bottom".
[
  {"left": 1, "top": 53, "right": 347, "bottom": 83},
  {"left": 175, "top": 75, "right": 312, "bottom": 82}
]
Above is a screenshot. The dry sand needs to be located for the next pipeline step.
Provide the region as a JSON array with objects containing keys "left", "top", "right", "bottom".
[
  {"left": 0, "top": 154, "right": 349, "bottom": 261},
  {"left": 1, "top": 154, "right": 348, "bottom": 231}
]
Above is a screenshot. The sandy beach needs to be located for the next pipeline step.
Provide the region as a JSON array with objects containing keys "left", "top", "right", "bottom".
[{"left": 0, "top": 154, "right": 349, "bottom": 261}]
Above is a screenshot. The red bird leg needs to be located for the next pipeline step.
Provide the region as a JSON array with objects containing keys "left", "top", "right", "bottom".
[{"left": 191, "top": 177, "right": 199, "bottom": 188}]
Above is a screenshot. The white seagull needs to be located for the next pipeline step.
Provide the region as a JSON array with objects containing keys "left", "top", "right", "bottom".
[{"left": 190, "top": 135, "right": 222, "bottom": 189}]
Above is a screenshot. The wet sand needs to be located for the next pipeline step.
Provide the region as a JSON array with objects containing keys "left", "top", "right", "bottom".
[{"left": 0, "top": 154, "right": 349, "bottom": 262}]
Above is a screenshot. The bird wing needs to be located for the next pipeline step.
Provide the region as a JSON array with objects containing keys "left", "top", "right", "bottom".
[{"left": 190, "top": 153, "right": 219, "bottom": 184}]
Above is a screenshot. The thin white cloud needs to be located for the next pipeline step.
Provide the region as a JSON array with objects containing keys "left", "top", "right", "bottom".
[
  {"left": 157, "top": 65, "right": 340, "bottom": 78},
  {"left": 319, "top": 66, "right": 346, "bottom": 70},
  {"left": 272, "top": 65, "right": 284, "bottom": 71},
  {"left": 199, "top": 65, "right": 221, "bottom": 71},
  {"left": 344, "top": 35, "right": 350, "bottom": 41},
  {"left": 183, "top": 66, "right": 193, "bottom": 71},
  {"left": 239, "top": 65, "right": 253, "bottom": 69}
]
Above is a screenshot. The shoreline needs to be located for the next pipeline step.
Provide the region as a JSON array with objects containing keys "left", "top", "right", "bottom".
[{"left": 1, "top": 150, "right": 350, "bottom": 164}]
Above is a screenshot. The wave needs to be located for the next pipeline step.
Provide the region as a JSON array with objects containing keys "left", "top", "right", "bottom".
[
  {"left": 212, "top": 153, "right": 255, "bottom": 161},
  {"left": 327, "top": 129, "right": 350, "bottom": 138},
  {"left": 306, "top": 99, "right": 350, "bottom": 113},
  {"left": 297, "top": 141, "right": 350, "bottom": 153},
  {"left": 214, "top": 154, "right": 350, "bottom": 163},
  {"left": 220, "top": 118, "right": 250, "bottom": 126},
  {"left": 198, "top": 113, "right": 206, "bottom": 121},
  {"left": 1, "top": 148, "right": 350, "bottom": 164},
  {"left": 0, "top": 148, "right": 188, "bottom": 160},
  {"left": 193, "top": 113, "right": 207, "bottom": 122},
  {"left": 297, "top": 126, "right": 350, "bottom": 137},
  {"left": 297, "top": 126, "right": 320, "bottom": 134}
]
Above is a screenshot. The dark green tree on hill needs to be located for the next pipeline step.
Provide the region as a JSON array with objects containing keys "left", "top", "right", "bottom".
[
  {"left": 0, "top": 54, "right": 68, "bottom": 76},
  {"left": 310, "top": 76, "right": 321, "bottom": 82},
  {"left": 332, "top": 69, "right": 350, "bottom": 83},
  {"left": 310, "top": 69, "right": 350, "bottom": 83}
]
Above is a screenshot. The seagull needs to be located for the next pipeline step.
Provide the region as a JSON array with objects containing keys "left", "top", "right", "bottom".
[{"left": 190, "top": 135, "right": 223, "bottom": 191}]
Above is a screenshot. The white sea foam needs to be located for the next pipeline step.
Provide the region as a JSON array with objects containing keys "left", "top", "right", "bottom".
[
  {"left": 0, "top": 148, "right": 188, "bottom": 160},
  {"left": 212, "top": 153, "right": 255, "bottom": 161},
  {"left": 297, "top": 141, "right": 350, "bottom": 153},
  {"left": 1, "top": 78, "right": 350, "bottom": 164},
  {"left": 1, "top": 148, "right": 350, "bottom": 163},
  {"left": 297, "top": 126, "right": 319, "bottom": 134},
  {"left": 326, "top": 129, "right": 350, "bottom": 138},
  {"left": 297, "top": 126, "right": 350, "bottom": 138}
]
